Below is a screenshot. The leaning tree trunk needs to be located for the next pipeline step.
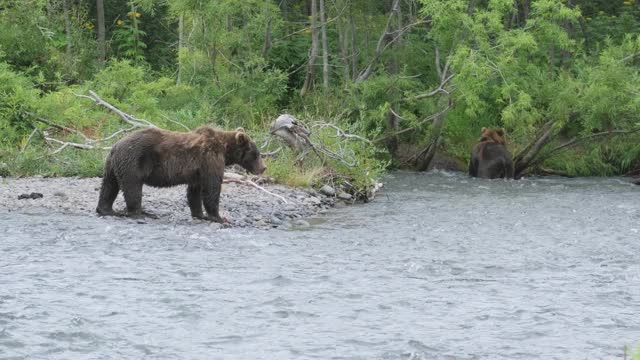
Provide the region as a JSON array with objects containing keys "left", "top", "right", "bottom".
[
  {"left": 416, "top": 100, "right": 448, "bottom": 171},
  {"left": 512, "top": 118, "right": 558, "bottom": 178},
  {"left": 355, "top": 0, "right": 400, "bottom": 83},
  {"left": 300, "top": 0, "right": 319, "bottom": 97}
]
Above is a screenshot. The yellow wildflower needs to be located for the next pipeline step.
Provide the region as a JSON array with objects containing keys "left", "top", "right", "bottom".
[
  {"left": 135, "top": 12, "right": 141, "bottom": 18},
  {"left": 117, "top": 19, "right": 123, "bottom": 26},
  {"left": 585, "top": 17, "right": 592, "bottom": 21}
]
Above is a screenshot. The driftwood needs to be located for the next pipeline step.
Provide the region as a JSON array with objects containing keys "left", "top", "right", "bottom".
[{"left": 223, "top": 172, "right": 288, "bottom": 204}]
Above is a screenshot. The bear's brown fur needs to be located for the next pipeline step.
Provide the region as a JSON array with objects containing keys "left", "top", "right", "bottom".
[
  {"left": 96, "top": 126, "right": 265, "bottom": 222},
  {"left": 469, "top": 127, "right": 514, "bottom": 179}
]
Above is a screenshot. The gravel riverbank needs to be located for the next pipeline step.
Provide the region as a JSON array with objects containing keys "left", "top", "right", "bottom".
[{"left": 0, "top": 175, "right": 337, "bottom": 230}]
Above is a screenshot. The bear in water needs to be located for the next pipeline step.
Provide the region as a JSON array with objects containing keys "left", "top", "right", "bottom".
[
  {"left": 96, "top": 126, "right": 265, "bottom": 223},
  {"left": 469, "top": 127, "right": 514, "bottom": 179}
]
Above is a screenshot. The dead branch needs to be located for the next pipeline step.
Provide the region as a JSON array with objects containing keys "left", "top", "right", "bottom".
[
  {"left": 20, "top": 128, "right": 39, "bottom": 153},
  {"left": 74, "top": 90, "right": 157, "bottom": 128},
  {"left": 261, "top": 147, "right": 282, "bottom": 157},
  {"left": 23, "top": 90, "right": 160, "bottom": 155},
  {"left": 26, "top": 112, "right": 91, "bottom": 142},
  {"left": 44, "top": 136, "right": 111, "bottom": 154},
  {"left": 160, "top": 114, "right": 191, "bottom": 131},
  {"left": 223, "top": 172, "right": 288, "bottom": 204},
  {"left": 310, "top": 122, "right": 372, "bottom": 143}
]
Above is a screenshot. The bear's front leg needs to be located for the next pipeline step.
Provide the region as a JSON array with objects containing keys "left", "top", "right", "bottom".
[{"left": 202, "top": 174, "right": 225, "bottom": 223}]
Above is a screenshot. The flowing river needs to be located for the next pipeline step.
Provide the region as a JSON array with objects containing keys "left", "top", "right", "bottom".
[{"left": 1, "top": 171, "right": 639, "bottom": 359}]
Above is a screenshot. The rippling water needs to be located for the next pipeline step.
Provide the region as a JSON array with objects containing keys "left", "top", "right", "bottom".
[{"left": 2, "top": 171, "right": 640, "bottom": 359}]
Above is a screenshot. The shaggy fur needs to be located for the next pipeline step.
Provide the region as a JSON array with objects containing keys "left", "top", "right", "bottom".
[
  {"left": 469, "top": 127, "right": 514, "bottom": 179},
  {"left": 96, "top": 126, "right": 265, "bottom": 222}
]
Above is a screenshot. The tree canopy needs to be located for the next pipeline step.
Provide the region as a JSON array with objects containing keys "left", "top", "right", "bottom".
[{"left": 1, "top": 0, "right": 639, "bottom": 183}]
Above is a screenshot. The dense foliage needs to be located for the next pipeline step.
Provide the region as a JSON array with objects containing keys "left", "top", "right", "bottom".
[{"left": 1, "top": 0, "right": 639, "bottom": 186}]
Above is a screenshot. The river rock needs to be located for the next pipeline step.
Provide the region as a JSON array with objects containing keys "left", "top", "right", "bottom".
[
  {"left": 303, "top": 196, "right": 322, "bottom": 206},
  {"left": 0, "top": 175, "right": 338, "bottom": 230},
  {"left": 336, "top": 191, "right": 352, "bottom": 201},
  {"left": 319, "top": 185, "right": 336, "bottom": 196},
  {"left": 18, "top": 192, "right": 43, "bottom": 200}
]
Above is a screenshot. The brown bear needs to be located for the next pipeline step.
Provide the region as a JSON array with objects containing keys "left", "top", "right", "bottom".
[
  {"left": 469, "top": 127, "right": 514, "bottom": 179},
  {"left": 96, "top": 126, "right": 266, "bottom": 223}
]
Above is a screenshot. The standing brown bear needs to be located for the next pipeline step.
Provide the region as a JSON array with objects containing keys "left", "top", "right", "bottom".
[
  {"left": 469, "top": 127, "right": 514, "bottom": 179},
  {"left": 96, "top": 126, "right": 266, "bottom": 223}
]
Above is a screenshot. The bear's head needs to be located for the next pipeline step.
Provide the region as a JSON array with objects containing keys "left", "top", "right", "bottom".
[
  {"left": 479, "top": 127, "right": 506, "bottom": 145},
  {"left": 228, "top": 128, "right": 266, "bottom": 175}
]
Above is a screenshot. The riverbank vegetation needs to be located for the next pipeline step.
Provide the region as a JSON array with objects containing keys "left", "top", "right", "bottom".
[{"left": 1, "top": 0, "right": 640, "bottom": 191}]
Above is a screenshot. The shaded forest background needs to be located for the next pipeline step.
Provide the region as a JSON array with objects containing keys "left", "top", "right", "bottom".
[{"left": 1, "top": 0, "right": 640, "bottom": 189}]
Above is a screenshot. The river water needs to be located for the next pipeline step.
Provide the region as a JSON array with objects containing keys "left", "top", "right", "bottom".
[{"left": 1, "top": 171, "right": 639, "bottom": 359}]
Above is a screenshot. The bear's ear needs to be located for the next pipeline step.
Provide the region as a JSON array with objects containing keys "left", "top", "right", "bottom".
[
  {"left": 236, "top": 127, "right": 246, "bottom": 133},
  {"left": 481, "top": 127, "right": 488, "bottom": 133},
  {"left": 496, "top": 129, "right": 505, "bottom": 137},
  {"left": 235, "top": 131, "right": 249, "bottom": 145}
]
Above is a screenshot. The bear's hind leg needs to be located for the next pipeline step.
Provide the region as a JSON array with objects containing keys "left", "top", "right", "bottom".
[
  {"left": 187, "top": 184, "right": 204, "bottom": 219},
  {"left": 96, "top": 161, "right": 120, "bottom": 216}
]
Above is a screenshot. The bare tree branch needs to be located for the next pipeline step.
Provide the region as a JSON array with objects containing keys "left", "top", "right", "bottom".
[
  {"left": 74, "top": 90, "right": 157, "bottom": 128},
  {"left": 223, "top": 173, "right": 288, "bottom": 204},
  {"left": 20, "top": 128, "right": 39, "bottom": 153},
  {"left": 26, "top": 112, "right": 91, "bottom": 142}
]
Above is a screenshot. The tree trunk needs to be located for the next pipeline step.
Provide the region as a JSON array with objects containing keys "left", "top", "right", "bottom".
[
  {"left": 62, "top": 0, "right": 73, "bottom": 78},
  {"left": 177, "top": 15, "right": 184, "bottom": 85},
  {"left": 355, "top": 0, "right": 400, "bottom": 83},
  {"left": 96, "top": 0, "right": 106, "bottom": 65},
  {"left": 512, "top": 118, "right": 558, "bottom": 178},
  {"left": 350, "top": 14, "right": 357, "bottom": 81},
  {"left": 337, "top": 16, "right": 350, "bottom": 82},
  {"left": 386, "top": 0, "right": 403, "bottom": 157},
  {"left": 416, "top": 103, "right": 447, "bottom": 171},
  {"left": 301, "top": 0, "right": 319, "bottom": 97},
  {"left": 263, "top": 18, "right": 272, "bottom": 58},
  {"left": 319, "top": 0, "right": 329, "bottom": 91}
]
